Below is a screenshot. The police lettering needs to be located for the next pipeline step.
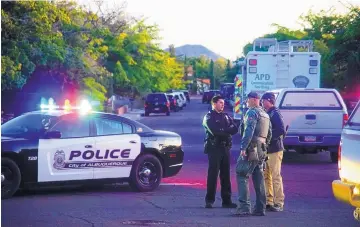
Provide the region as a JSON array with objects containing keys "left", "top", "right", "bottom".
[
  {"left": 255, "top": 74, "right": 270, "bottom": 80},
  {"left": 69, "top": 149, "right": 131, "bottom": 160}
]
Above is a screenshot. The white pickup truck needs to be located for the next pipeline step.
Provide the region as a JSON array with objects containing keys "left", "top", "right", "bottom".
[
  {"left": 268, "top": 88, "right": 348, "bottom": 162},
  {"left": 332, "top": 100, "right": 360, "bottom": 222}
]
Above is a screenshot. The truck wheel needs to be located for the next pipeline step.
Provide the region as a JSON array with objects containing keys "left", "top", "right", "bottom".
[
  {"left": 330, "top": 151, "right": 338, "bottom": 163},
  {"left": 354, "top": 208, "right": 360, "bottom": 222},
  {"left": 129, "top": 154, "right": 163, "bottom": 192},
  {"left": 2, "top": 158, "right": 21, "bottom": 199}
]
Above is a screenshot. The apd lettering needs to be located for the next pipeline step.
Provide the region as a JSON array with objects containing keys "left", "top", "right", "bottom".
[
  {"left": 69, "top": 149, "right": 131, "bottom": 160},
  {"left": 255, "top": 74, "right": 270, "bottom": 80}
]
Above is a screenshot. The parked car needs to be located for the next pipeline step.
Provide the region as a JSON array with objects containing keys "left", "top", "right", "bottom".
[
  {"left": 332, "top": 100, "right": 360, "bottom": 222},
  {"left": 167, "top": 92, "right": 185, "bottom": 109},
  {"left": 144, "top": 93, "right": 170, "bottom": 116},
  {"left": 202, "top": 90, "right": 220, "bottom": 104},
  {"left": 180, "top": 90, "right": 191, "bottom": 102},
  {"left": 166, "top": 94, "right": 180, "bottom": 112}
]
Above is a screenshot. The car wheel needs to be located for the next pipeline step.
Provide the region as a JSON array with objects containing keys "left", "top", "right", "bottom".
[
  {"left": 166, "top": 111, "right": 170, "bottom": 116},
  {"left": 145, "top": 112, "right": 149, "bottom": 116},
  {"left": 2, "top": 158, "right": 21, "bottom": 199},
  {"left": 330, "top": 151, "right": 338, "bottom": 163},
  {"left": 129, "top": 154, "right": 163, "bottom": 192}
]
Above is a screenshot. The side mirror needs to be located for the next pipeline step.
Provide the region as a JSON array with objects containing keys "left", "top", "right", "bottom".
[{"left": 44, "top": 130, "right": 61, "bottom": 139}]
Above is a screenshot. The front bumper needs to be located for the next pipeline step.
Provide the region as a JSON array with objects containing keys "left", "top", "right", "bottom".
[
  {"left": 161, "top": 146, "right": 184, "bottom": 178},
  {"left": 332, "top": 180, "right": 360, "bottom": 208}
]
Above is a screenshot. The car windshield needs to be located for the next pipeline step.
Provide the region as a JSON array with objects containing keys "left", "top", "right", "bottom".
[
  {"left": 1, "top": 113, "right": 57, "bottom": 138},
  {"left": 349, "top": 102, "right": 360, "bottom": 125}
]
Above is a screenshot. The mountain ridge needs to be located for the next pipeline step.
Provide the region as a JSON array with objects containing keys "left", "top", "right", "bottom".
[{"left": 165, "top": 44, "right": 225, "bottom": 61}]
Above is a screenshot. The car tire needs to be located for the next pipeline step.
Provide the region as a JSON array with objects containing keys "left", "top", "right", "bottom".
[
  {"left": 330, "top": 151, "right": 338, "bottom": 163},
  {"left": 166, "top": 111, "right": 170, "bottom": 116},
  {"left": 129, "top": 154, "right": 163, "bottom": 192},
  {"left": 145, "top": 112, "right": 149, "bottom": 116},
  {"left": 1, "top": 158, "right": 21, "bottom": 199}
]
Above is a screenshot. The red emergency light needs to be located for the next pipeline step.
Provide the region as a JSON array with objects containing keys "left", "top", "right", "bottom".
[{"left": 249, "top": 59, "right": 257, "bottom": 66}]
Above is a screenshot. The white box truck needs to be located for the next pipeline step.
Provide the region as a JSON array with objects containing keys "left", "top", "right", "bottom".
[{"left": 233, "top": 38, "right": 321, "bottom": 121}]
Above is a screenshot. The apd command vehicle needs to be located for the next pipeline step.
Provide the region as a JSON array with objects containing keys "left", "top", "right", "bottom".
[
  {"left": 1, "top": 99, "right": 184, "bottom": 199},
  {"left": 233, "top": 38, "right": 321, "bottom": 121}
]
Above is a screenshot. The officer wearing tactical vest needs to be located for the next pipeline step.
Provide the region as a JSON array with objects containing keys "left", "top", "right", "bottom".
[
  {"left": 233, "top": 91, "right": 272, "bottom": 217},
  {"left": 202, "top": 95, "right": 238, "bottom": 209}
]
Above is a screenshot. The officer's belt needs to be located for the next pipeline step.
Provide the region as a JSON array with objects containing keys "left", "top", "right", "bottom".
[{"left": 251, "top": 136, "right": 266, "bottom": 143}]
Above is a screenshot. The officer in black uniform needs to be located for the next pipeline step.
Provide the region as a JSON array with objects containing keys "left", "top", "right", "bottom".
[{"left": 202, "top": 95, "right": 239, "bottom": 208}]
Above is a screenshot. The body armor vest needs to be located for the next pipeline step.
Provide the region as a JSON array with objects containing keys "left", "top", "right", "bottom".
[{"left": 253, "top": 107, "right": 270, "bottom": 139}]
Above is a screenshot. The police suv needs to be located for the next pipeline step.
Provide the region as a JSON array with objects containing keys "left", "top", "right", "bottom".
[{"left": 1, "top": 99, "right": 184, "bottom": 199}]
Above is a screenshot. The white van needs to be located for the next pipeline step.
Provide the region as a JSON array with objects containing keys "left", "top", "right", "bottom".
[{"left": 268, "top": 88, "right": 348, "bottom": 162}]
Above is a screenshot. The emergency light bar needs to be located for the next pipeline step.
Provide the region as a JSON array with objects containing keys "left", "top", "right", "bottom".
[{"left": 40, "top": 98, "right": 92, "bottom": 114}]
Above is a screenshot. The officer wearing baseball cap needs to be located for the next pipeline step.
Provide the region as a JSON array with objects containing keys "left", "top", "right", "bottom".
[
  {"left": 261, "top": 92, "right": 286, "bottom": 212},
  {"left": 233, "top": 91, "right": 272, "bottom": 217}
]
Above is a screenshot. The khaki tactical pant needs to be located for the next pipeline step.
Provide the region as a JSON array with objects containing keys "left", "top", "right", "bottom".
[{"left": 264, "top": 151, "right": 285, "bottom": 207}]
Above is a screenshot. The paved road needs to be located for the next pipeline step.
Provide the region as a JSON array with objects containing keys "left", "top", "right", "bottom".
[{"left": 2, "top": 95, "right": 358, "bottom": 227}]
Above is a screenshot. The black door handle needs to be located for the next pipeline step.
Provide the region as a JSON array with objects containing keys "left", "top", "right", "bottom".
[
  {"left": 85, "top": 145, "right": 92, "bottom": 148},
  {"left": 129, "top": 140, "right": 137, "bottom": 144}
]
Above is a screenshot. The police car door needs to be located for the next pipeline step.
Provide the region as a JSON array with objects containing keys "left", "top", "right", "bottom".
[
  {"left": 38, "top": 114, "right": 94, "bottom": 182},
  {"left": 92, "top": 116, "right": 141, "bottom": 179}
]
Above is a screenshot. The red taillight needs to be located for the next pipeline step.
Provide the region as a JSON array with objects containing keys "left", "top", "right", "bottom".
[
  {"left": 144, "top": 102, "right": 148, "bottom": 108},
  {"left": 338, "top": 140, "right": 342, "bottom": 171},
  {"left": 249, "top": 59, "right": 257, "bottom": 65},
  {"left": 343, "top": 114, "right": 349, "bottom": 127},
  {"left": 166, "top": 101, "right": 170, "bottom": 107},
  {"left": 173, "top": 99, "right": 176, "bottom": 105}
]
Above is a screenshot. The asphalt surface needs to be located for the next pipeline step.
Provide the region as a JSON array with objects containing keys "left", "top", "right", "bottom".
[{"left": 2, "top": 95, "right": 358, "bottom": 227}]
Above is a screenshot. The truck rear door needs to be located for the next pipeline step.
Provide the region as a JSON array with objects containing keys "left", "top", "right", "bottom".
[
  {"left": 289, "top": 53, "right": 321, "bottom": 88},
  {"left": 245, "top": 53, "right": 277, "bottom": 94},
  {"left": 340, "top": 101, "right": 360, "bottom": 183},
  {"left": 278, "top": 90, "right": 347, "bottom": 136}
]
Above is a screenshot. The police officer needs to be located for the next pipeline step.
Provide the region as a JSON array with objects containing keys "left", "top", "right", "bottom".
[
  {"left": 233, "top": 91, "right": 272, "bottom": 217},
  {"left": 203, "top": 95, "right": 238, "bottom": 209},
  {"left": 261, "top": 92, "right": 286, "bottom": 212}
]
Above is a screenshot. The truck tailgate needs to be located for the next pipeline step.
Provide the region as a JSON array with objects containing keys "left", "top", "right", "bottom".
[{"left": 283, "top": 110, "right": 343, "bottom": 134}]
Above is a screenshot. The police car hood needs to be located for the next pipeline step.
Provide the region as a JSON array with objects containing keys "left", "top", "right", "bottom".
[{"left": 153, "top": 130, "right": 180, "bottom": 137}]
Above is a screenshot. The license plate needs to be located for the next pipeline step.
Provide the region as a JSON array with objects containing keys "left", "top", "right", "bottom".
[
  {"left": 154, "top": 108, "right": 159, "bottom": 111},
  {"left": 304, "top": 136, "right": 316, "bottom": 142}
]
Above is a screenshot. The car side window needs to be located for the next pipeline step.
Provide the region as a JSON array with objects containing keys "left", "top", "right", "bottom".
[
  {"left": 94, "top": 118, "right": 133, "bottom": 136},
  {"left": 50, "top": 118, "right": 90, "bottom": 139}
]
